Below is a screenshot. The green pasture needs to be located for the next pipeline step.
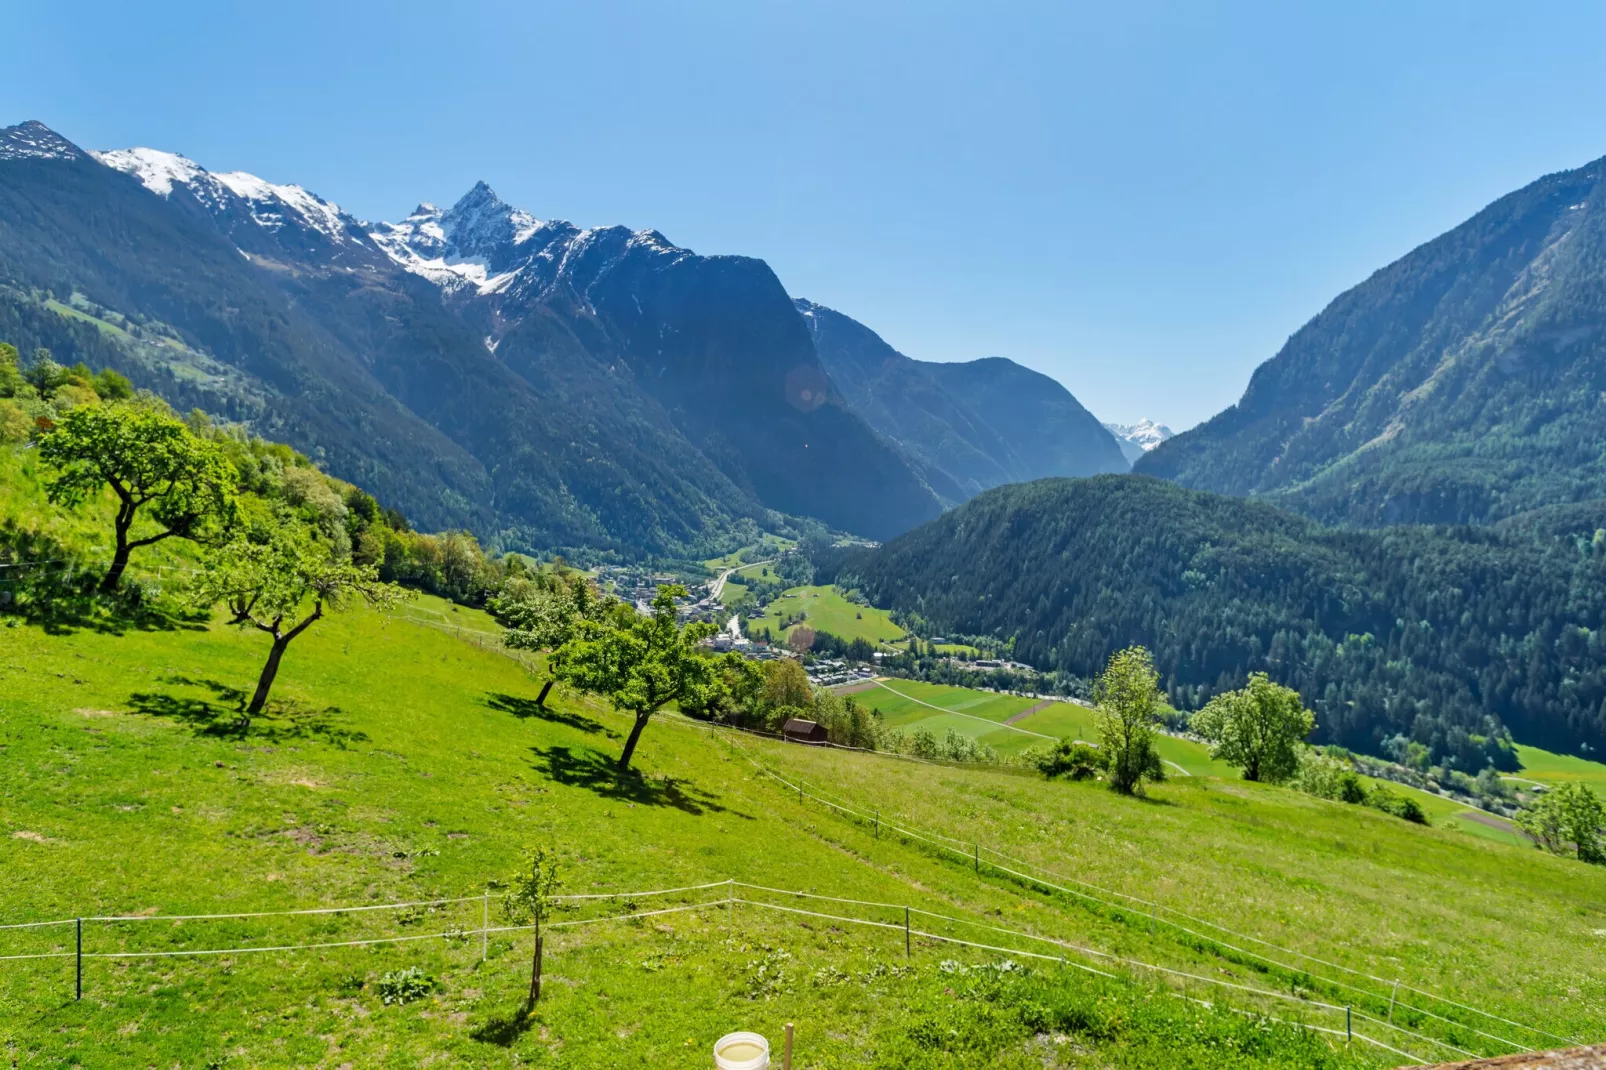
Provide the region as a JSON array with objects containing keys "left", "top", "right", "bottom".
[{"left": 746, "top": 585, "right": 905, "bottom": 645}]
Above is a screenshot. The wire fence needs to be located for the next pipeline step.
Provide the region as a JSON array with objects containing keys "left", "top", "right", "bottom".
[
  {"left": 709, "top": 726, "right": 1584, "bottom": 1056},
  {"left": 0, "top": 877, "right": 1434, "bottom": 1063}
]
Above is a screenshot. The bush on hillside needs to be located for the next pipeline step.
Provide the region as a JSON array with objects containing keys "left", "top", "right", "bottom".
[{"left": 1034, "top": 739, "right": 1108, "bottom": 781}]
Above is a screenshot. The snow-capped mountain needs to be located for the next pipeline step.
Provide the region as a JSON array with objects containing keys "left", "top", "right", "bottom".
[
  {"left": 0, "top": 118, "right": 1118, "bottom": 552},
  {"left": 95, "top": 145, "right": 696, "bottom": 322},
  {"left": 1103, "top": 419, "right": 1173, "bottom": 465},
  {"left": 4, "top": 121, "right": 943, "bottom": 545},
  {"left": 94, "top": 146, "right": 382, "bottom": 267},
  {"left": 0, "top": 120, "right": 84, "bottom": 161}
]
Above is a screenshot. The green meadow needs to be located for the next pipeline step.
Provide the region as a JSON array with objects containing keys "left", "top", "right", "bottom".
[
  {"left": 745, "top": 584, "right": 906, "bottom": 645},
  {"left": 4, "top": 600, "right": 1603, "bottom": 1064}
]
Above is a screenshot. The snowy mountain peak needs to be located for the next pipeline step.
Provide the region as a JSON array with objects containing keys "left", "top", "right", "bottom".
[
  {"left": 1103, "top": 419, "right": 1174, "bottom": 465},
  {"left": 366, "top": 182, "right": 551, "bottom": 294},
  {"left": 93, "top": 147, "right": 208, "bottom": 196},
  {"left": 94, "top": 146, "right": 359, "bottom": 246},
  {"left": 0, "top": 120, "right": 85, "bottom": 161}
]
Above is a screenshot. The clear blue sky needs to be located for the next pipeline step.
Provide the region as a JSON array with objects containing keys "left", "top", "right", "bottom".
[{"left": 8, "top": 1, "right": 1606, "bottom": 430}]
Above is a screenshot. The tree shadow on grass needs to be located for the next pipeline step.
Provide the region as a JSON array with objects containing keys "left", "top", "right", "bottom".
[
  {"left": 530, "top": 744, "right": 752, "bottom": 820},
  {"left": 126, "top": 676, "right": 369, "bottom": 748},
  {"left": 2, "top": 526, "right": 210, "bottom": 636},
  {"left": 470, "top": 1009, "right": 538, "bottom": 1047},
  {"left": 485, "top": 691, "right": 615, "bottom": 738}
]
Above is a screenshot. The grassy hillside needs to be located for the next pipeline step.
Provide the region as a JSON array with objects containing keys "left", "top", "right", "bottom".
[{"left": 3, "top": 598, "right": 1604, "bottom": 1064}]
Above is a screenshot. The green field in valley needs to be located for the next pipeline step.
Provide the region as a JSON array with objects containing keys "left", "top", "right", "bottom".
[
  {"left": 1512, "top": 744, "right": 1606, "bottom": 793},
  {"left": 844, "top": 678, "right": 1241, "bottom": 777},
  {"left": 745, "top": 584, "right": 906, "bottom": 645},
  {"left": 843, "top": 678, "right": 1567, "bottom": 840}
]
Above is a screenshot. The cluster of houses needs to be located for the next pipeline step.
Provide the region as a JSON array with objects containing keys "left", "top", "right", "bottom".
[
  {"left": 704, "top": 614, "right": 787, "bottom": 661},
  {"left": 806, "top": 658, "right": 875, "bottom": 687}
]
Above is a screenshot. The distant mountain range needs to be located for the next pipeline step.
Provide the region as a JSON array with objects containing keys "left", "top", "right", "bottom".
[
  {"left": 798, "top": 300, "right": 1128, "bottom": 503},
  {"left": 1139, "top": 150, "right": 1606, "bottom": 528},
  {"left": 0, "top": 120, "right": 1122, "bottom": 556},
  {"left": 1102, "top": 419, "right": 1173, "bottom": 465}
]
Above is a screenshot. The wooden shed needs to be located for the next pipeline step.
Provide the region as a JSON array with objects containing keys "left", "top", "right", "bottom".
[{"left": 782, "top": 718, "right": 829, "bottom": 744}]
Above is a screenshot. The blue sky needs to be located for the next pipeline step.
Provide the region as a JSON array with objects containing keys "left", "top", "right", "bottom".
[{"left": 7, "top": 1, "right": 1606, "bottom": 430}]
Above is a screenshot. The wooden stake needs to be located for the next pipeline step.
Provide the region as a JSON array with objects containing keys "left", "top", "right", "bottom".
[
  {"left": 1388, "top": 979, "right": 1399, "bottom": 1023},
  {"left": 783, "top": 1022, "right": 794, "bottom": 1070}
]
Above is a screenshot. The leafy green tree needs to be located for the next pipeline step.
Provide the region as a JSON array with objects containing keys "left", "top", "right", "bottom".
[
  {"left": 502, "top": 846, "right": 562, "bottom": 1012},
  {"left": 0, "top": 400, "right": 29, "bottom": 444},
  {"left": 0, "top": 343, "right": 26, "bottom": 397},
  {"left": 496, "top": 574, "right": 606, "bottom": 706},
  {"left": 23, "top": 351, "right": 67, "bottom": 397},
  {"left": 38, "top": 403, "right": 237, "bottom": 591},
  {"left": 1517, "top": 783, "right": 1606, "bottom": 864},
  {"left": 681, "top": 652, "right": 766, "bottom": 727},
  {"left": 192, "top": 522, "right": 408, "bottom": 722},
  {"left": 1191, "top": 672, "right": 1315, "bottom": 783},
  {"left": 1095, "top": 645, "right": 1162, "bottom": 795},
  {"left": 551, "top": 584, "right": 718, "bottom": 772},
  {"left": 762, "top": 657, "right": 813, "bottom": 715}
]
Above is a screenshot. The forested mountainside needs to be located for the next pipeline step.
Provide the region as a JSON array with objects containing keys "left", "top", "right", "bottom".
[
  {"left": 797, "top": 299, "right": 1128, "bottom": 502},
  {"left": 0, "top": 120, "right": 949, "bottom": 555},
  {"left": 1138, "top": 151, "right": 1606, "bottom": 528},
  {"left": 833, "top": 475, "right": 1606, "bottom": 763}
]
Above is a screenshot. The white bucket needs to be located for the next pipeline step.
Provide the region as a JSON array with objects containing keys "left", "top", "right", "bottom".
[{"left": 714, "top": 1031, "right": 770, "bottom": 1070}]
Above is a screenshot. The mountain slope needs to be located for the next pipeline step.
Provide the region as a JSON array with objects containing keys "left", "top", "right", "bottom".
[
  {"left": 2, "top": 121, "right": 944, "bottom": 551},
  {"left": 1138, "top": 152, "right": 1606, "bottom": 527},
  {"left": 797, "top": 299, "right": 1128, "bottom": 502},
  {"left": 834, "top": 474, "right": 1606, "bottom": 761}
]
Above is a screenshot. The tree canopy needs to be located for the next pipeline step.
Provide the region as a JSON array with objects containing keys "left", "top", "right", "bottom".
[
  {"left": 1192, "top": 673, "right": 1315, "bottom": 783},
  {"left": 39, "top": 402, "right": 236, "bottom": 591},
  {"left": 192, "top": 520, "right": 408, "bottom": 719},
  {"left": 1094, "top": 646, "right": 1163, "bottom": 796},
  {"left": 1516, "top": 783, "right": 1606, "bottom": 864},
  {"left": 551, "top": 585, "right": 719, "bottom": 772}
]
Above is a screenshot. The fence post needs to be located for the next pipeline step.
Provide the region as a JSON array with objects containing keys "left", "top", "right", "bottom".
[
  {"left": 727, "top": 879, "right": 735, "bottom": 943},
  {"left": 482, "top": 893, "right": 489, "bottom": 961},
  {"left": 75, "top": 918, "right": 82, "bottom": 1001},
  {"left": 1388, "top": 979, "right": 1398, "bottom": 1023},
  {"left": 1346, "top": 1005, "right": 1352, "bottom": 1044},
  {"left": 874, "top": 810, "right": 879, "bottom": 839},
  {"left": 904, "top": 906, "right": 910, "bottom": 959},
  {"left": 973, "top": 843, "right": 979, "bottom": 873}
]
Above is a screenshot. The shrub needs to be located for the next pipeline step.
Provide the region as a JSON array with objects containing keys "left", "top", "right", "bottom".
[
  {"left": 1035, "top": 739, "right": 1108, "bottom": 780},
  {"left": 376, "top": 966, "right": 435, "bottom": 1005},
  {"left": 0, "top": 400, "right": 30, "bottom": 444},
  {"left": 1367, "top": 784, "right": 1427, "bottom": 824}
]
